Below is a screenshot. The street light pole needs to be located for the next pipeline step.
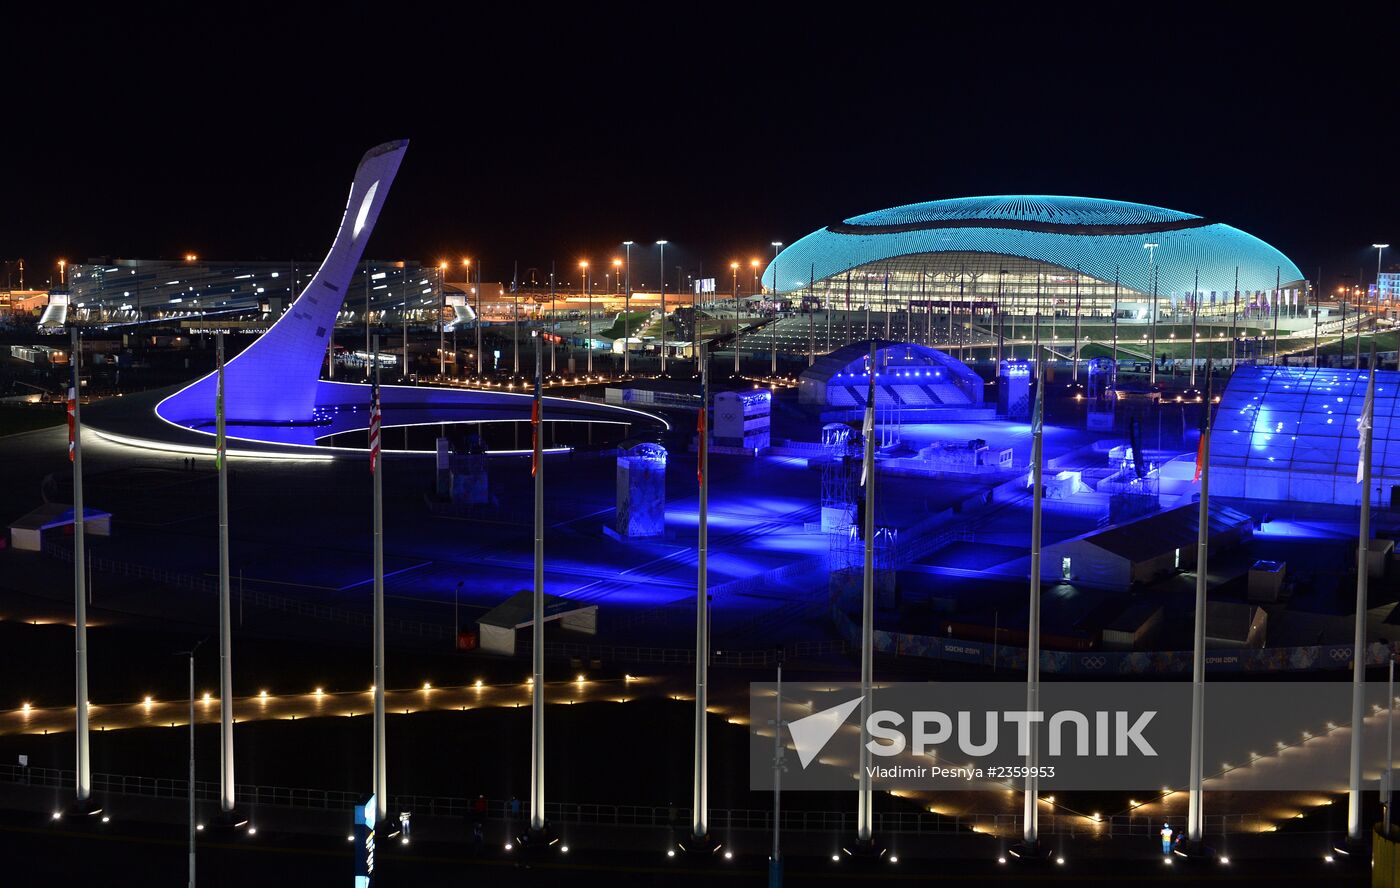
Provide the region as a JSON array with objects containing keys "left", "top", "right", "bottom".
[
  {"left": 1144, "top": 243, "right": 1159, "bottom": 387},
  {"left": 1376, "top": 244, "right": 1391, "bottom": 318},
  {"left": 513, "top": 260, "right": 521, "bottom": 375},
  {"left": 439, "top": 262, "right": 448, "bottom": 377},
  {"left": 771, "top": 243, "right": 782, "bottom": 376},
  {"left": 613, "top": 257, "right": 623, "bottom": 374},
  {"left": 731, "top": 262, "right": 740, "bottom": 375},
  {"left": 657, "top": 241, "right": 668, "bottom": 374},
  {"left": 580, "top": 261, "right": 592, "bottom": 375},
  {"left": 475, "top": 261, "right": 484, "bottom": 377},
  {"left": 623, "top": 242, "right": 633, "bottom": 375}
]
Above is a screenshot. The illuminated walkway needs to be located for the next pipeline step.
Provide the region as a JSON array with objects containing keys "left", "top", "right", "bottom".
[{"left": 0, "top": 675, "right": 671, "bottom": 736}]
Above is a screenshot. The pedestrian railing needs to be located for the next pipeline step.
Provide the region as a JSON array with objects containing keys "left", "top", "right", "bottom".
[{"left": 0, "top": 762, "right": 1266, "bottom": 836}]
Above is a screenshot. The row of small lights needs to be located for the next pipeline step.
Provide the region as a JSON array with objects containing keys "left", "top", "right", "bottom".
[{"left": 17, "top": 674, "right": 645, "bottom": 713}]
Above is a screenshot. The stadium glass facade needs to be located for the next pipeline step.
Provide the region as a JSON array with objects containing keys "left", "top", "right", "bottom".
[
  {"left": 764, "top": 196, "right": 1307, "bottom": 323},
  {"left": 66, "top": 258, "right": 445, "bottom": 326},
  {"left": 1210, "top": 365, "right": 1397, "bottom": 507}
]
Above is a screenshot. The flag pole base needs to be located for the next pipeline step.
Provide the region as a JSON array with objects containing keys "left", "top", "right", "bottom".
[
  {"left": 513, "top": 823, "right": 559, "bottom": 857},
  {"left": 207, "top": 808, "right": 250, "bottom": 835},
  {"left": 1007, "top": 840, "right": 1053, "bottom": 863},
  {"left": 1171, "top": 839, "right": 1217, "bottom": 861},
  {"left": 676, "top": 831, "right": 723, "bottom": 856},
  {"left": 840, "top": 836, "right": 887, "bottom": 863},
  {"left": 64, "top": 796, "right": 104, "bottom": 818}
]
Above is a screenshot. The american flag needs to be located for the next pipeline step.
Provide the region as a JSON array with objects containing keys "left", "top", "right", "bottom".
[
  {"left": 67, "top": 387, "right": 77, "bottom": 462},
  {"left": 369, "top": 385, "right": 382, "bottom": 473}
]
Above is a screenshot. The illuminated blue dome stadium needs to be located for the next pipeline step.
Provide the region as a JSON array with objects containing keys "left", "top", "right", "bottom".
[{"left": 763, "top": 195, "right": 1305, "bottom": 311}]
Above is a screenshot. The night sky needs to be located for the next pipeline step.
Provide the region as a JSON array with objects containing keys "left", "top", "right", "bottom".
[{"left": 4, "top": 4, "right": 1396, "bottom": 292}]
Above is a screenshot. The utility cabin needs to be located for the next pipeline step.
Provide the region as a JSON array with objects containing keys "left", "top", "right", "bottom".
[
  {"left": 474, "top": 591, "right": 598, "bottom": 656},
  {"left": 1042, "top": 503, "right": 1253, "bottom": 592}
]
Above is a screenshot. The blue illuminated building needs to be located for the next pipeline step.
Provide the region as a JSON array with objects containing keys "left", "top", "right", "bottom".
[
  {"left": 799, "top": 340, "right": 984, "bottom": 409},
  {"left": 1211, "top": 365, "right": 1396, "bottom": 506},
  {"left": 763, "top": 195, "right": 1305, "bottom": 318}
]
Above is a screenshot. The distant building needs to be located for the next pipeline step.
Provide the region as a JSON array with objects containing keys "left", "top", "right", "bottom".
[
  {"left": 65, "top": 258, "right": 450, "bottom": 326},
  {"left": 765, "top": 195, "right": 1306, "bottom": 322},
  {"left": 1043, "top": 503, "right": 1254, "bottom": 591},
  {"left": 1211, "top": 366, "right": 1400, "bottom": 506}
]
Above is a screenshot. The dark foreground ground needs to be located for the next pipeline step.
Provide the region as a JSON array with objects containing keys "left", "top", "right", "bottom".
[{"left": 0, "top": 802, "right": 1372, "bottom": 887}]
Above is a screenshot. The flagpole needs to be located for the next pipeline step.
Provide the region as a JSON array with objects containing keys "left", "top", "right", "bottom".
[
  {"left": 530, "top": 330, "right": 546, "bottom": 835},
  {"left": 1020, "top": 347, "right": 1045, "bottom": 852},
  {"left": 691, "top": 345, "right": 711, "bottom": 844},
  {"left": 1348, "top": 336, "right": 1378, "bottom": 843},
  {"left": 70, "top": 324, "right": 92, "bottom": 807},
  {"left": 1149, "top": 265, "right": 1159, "bottom": 386},
  {"left": 1190, "top": 270, "right": 1199, "bottom": 387},
  {"left": 216, "top": 332, "right": 236, "bottom": 815},
  {"left": 864, "top": 274, "right": 871, "bottom": 341},
  {"left": 809, "top": 264, "right": 816, "bottom": 367},
  {"left": 904, "top": 268, "right": 912, "bottom": 344},
  {"left": 513, "top": 261, "right": 521, "bottom": 375},
  {"left": 1187, "top": 361, "right": 1213, "bottom": 848},
  {"left": 771, "top": 243, "right": 781, "bottom": 376},
  {"left": 883, "top": 273, "right": 891, "bottom": 340},
  {"left": 826, "top": 267, "right": 832, "bottom": 353},
  {"left": 856, "top": 340, "right": 877, "bottom": 846},
  {"left": 371, "top": 335, "right": 387, "bottom": 825},
  {"left": 1112, "top": 267, "right": 1120, "bottom": 373},
  {"left": 1387, "top": 656, "right": 1395, "bottom": 836},
  {"left": 1071, "top": 271, "right": 1080, "bottom": 381},
  {"left": 1231, "top": 268, "right": 1239, "bottom": 375},
  {"left": 475, "top": 263, "right": 484, "bottom": 376}
]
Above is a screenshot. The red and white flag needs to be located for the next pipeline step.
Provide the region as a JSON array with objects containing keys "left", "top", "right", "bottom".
[
  {"left": 697, "top": 402, "right": 707, "bottom": 486},
  {"left": 531, "top": 397, "right": 540, "bottom": 477},
  {"left": 67, "top": 387, "right": 77, "bottom": 462},
  {"left": 369, "top": 386, "right": 381, "bottom": 473},
  {"left": 1357, "top": 371, "right": 1374, "bottom": 483}
]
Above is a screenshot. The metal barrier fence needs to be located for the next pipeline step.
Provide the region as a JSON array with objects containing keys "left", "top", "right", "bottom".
[{"left": 0, "top": 763, "right": 1265, "bottom": 836}]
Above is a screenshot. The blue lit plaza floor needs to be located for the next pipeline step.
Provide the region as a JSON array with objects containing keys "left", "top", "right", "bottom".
[{"left": 0, "top": 407, "right": 1092, "bottom": 648}]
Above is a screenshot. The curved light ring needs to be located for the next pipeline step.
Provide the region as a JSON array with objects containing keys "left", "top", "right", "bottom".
[
  {"left": 96, "top": 424, "right": 573, "bottom": 461},
  {"left": 148, "top": 379, "right": 667, "bottom": 458}
]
